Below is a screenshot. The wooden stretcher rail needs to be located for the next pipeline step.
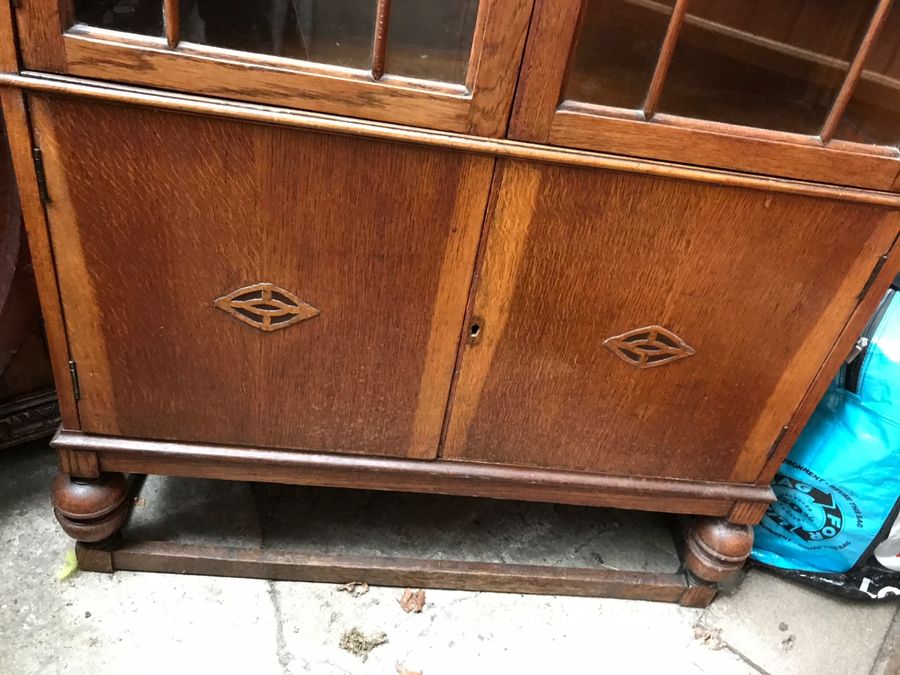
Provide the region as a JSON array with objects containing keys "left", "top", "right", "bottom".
[{"left": 77, "top": 540, "right": 693, "bottom": 603}]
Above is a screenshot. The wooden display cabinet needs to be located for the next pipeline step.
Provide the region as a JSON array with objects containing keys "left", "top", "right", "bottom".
[{"left": 1, "top": 0, "right": 899, "bottom": 604}]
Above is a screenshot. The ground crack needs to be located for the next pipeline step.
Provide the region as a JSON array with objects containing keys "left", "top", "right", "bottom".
[{"left": 268, "top": 580, "right": 294, "bottom": 674}]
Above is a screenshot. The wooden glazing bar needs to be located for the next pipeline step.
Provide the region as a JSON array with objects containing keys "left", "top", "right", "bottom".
[
  {"left": 163, "top": 0, "right": 180, "bottom": 48},
  {"left": 371, "top": 0, "right": 392, "bottom": 80},
  {"left": 464, "top": 1, "right": 490, "bottom": 91},
  {"left": 642, "top": 0, "right": 689, "bottom": 118},
  {"left": 820, "top": 0, "right": 895, "bottom": 143}
]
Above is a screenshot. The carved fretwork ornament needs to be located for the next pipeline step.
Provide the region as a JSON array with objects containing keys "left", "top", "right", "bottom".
[
  {"left": 214, "top": 282, "right": 320, "bottom": 332},
  {"left": 603, "top": 325, "right": 695, "bottom": 368}
]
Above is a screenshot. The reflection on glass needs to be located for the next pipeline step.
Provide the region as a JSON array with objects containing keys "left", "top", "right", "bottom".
[
  {"left": 836, "top": 4, "right": 900, "bottom": 147},
  {"left": 182, "top": 0, "right": 377, "bottom": 70},
  {"left": 563, "top": 0, "right": 675, "bottom": 109},
  {"left": 658, "top": 0, "right": 880, "bottom": 134},
  {"left": 74, "top": 0, "right": 163, "bottom": 36},
  {"left": 386, "top": 0, "right": 479, "bottom": 83}
]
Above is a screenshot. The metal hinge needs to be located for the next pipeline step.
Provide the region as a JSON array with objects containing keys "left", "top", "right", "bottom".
[
  {"left": 859, "top": 254, "right": 888, "bottom": 300},
  {"left": 32, "top": 147, "right": 51, "bottom": 204},
  {"left": 767, "top": 425, "right": 789, "bottom": 460},
  {"left": 845, "top": 336, "right": 870, "bottom": 365},
  {"left": 68, "top": 360, "right": 81, "bottom": 401}
]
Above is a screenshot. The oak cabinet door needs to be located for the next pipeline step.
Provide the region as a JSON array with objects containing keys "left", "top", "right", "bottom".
[
  {"left": 15, "top": 0, "right": 533, "bottom": 136},
  {"left": 32, "top": 95, "right": 492, "bottom": 458},
  {"left": 510, "top": 0, "right": 900, "bottom": 190},
  {"left": 444, "top": 160, "right": 900, "bottom": 482}
]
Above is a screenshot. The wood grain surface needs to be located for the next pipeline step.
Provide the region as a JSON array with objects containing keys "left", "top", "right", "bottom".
[
  {"left": 509, "top": 0, "right": 900, "bottom": 191},
  {"left": 548, "top": 108, "right": 900, "bottom": 192},
  {"left": 0, "top": 0, "right": 18, "bottom": 72},
  {"left": 756, "top": 230, "right": 900, "bottom": 484},
  {"left": 78, "top": 540, "right": 692, "bottom": 603},
  {"left": 5, "top": 72, "right": 897, "bottom": 208},
  {"left": 53, "top": 429, "right": 775, "bottom": 515},
  {"left": 13, "top": 0, "right": 534, "bottom": 137},
  {"left": 443, "top": 159, "right": 900, "bottom": 482},
  {"left": 31, "top": 95, "right": 492, "bottom": 459}
]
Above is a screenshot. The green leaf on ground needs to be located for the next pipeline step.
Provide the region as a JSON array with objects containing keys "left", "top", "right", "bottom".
[{"left": 56, "top": 549, "right": 78, "bottom": 581}]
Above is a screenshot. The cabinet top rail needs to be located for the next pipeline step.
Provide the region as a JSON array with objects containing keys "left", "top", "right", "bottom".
[{"left": 3, "top": 71, "right": 899, "bottom": 209}]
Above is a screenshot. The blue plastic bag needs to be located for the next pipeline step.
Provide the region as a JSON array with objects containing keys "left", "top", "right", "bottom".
[{"left": 752, "top": 287, "right": 900, "bottom": 575}]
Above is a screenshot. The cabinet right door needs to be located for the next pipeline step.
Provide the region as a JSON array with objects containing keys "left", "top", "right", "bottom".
[{"left": 443, "top": 159, "right": 899, "bottom": 483}]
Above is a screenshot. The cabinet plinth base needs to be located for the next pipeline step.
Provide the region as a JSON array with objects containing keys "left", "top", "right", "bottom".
[
  {"left": 65, "top": 472, "right": 763, "bottom": 607},
  {"left": 51, "top": 429, "right": 775, "bottom": 518}
]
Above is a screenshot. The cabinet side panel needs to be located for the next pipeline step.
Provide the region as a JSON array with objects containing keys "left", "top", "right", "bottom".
[
  {"left": 445, "top": 159, "right": 899, "bottom": 481},
  {"left": 31, "top": 95, "right": 490, "bottom": 458},
  {"left": 1, "top": 89, "right": 78, "bottom": 428},
  {"left": 754, "top": 231, "right": 900, "bottom": 484}
]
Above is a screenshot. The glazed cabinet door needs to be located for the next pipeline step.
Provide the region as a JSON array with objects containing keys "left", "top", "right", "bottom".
[
  {"left": 31, "top": 95, "right": 492, "bottom": 458},
  {"left": 510, "top": 0, "right": 900, "bottom": 190},
  {"left": 14, "top": 0, "right": 533, "bottom": 136},
  {"left": 444, "top": 160, "right": 900, "bottom": 483}
]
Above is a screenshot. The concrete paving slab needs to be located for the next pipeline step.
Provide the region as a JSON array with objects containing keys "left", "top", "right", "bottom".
[
  {"left": 0, "top": 442, "right": 283, "bottom": 675},
  {"left": 700, "top": 568, "right": 898, "bottom": 675},
  {"left": 872, "top": 608, "right": 900, "bottom": 675},
  {"left": 1, "top": 441, "right": 895, "bottom": 675},
  {"left": 273, "top": 581, "right": 762, "bottom": 675}
]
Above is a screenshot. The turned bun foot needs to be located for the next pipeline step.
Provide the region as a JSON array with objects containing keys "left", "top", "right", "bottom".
[
  {"left": 51, "top": 472, "right": 129, "bottom": 544},
  {"left": 684, "top": 516, "right": 754, "bottom": 584}
]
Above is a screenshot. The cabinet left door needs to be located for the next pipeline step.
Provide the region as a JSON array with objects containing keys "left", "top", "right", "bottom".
[
  {"left": 29, "top": 95, "right": 492, "bottom": 459},
  {"left": 14, "top": 0, "right": 533, "bottom": 136}
]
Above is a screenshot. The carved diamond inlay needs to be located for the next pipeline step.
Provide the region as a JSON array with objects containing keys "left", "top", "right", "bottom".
[
  {"left": 603, "top": 325, "right": 695, "bottom": 369},
  {"left": 214, "top": 282, "right": 319, "bottom": 332}
]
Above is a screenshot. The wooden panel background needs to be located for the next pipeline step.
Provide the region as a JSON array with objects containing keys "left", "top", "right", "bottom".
[
  {"left": 678, "top": 0, "right": 881, "bottom": 61},
  {"left": 31, "top": 95, "right": 493, "bottom": 459},
  {"left": 443, "top": 159, "right": 900, "bottom": 482}
]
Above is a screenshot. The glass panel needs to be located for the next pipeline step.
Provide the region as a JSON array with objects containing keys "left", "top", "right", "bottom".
[
  {"left": 563, "top": 0, "right": 676, "bottom": 109},
  {"left": 182, "top": 0, "right": 377, "bottom": 70},
  {"left": 658, "top": 0, "right": 880, "bottom": 134},
  {"left": 385, "top": 0, "right": 479, "bottom": 83},
  {"left": 836, "top": 3, "right": 900, "bottom": 147},
  {"left": 74, "top": 0, "right": 163, "bottom": 36}
]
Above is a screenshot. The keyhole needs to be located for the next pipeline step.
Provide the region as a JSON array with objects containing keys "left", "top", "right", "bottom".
[{"left": 468, "top": 318, "right": 483, "bottom": 344}]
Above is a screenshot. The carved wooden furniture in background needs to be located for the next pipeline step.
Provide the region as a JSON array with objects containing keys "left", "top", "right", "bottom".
[{"left": 1, "top": 0, "right": 899, "bottom": 604}]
